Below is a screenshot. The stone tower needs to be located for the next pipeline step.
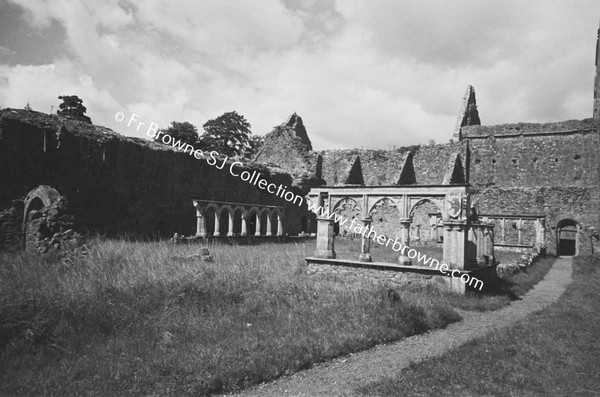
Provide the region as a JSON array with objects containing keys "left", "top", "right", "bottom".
[{"left": 594, "top": 22, "right": 600, "bottom": 120}]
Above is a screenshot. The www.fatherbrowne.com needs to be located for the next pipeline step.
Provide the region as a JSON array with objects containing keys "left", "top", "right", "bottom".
[{"left": 120, "top": 111, "right": 483, "bottom": 290}]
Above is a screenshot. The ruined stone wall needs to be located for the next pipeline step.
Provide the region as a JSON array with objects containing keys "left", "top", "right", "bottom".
[
  {"left": 0, "top": 109, "right": 307, "bottom": 238},
  {"left": 472, "top": 186, "right": 600, "bottom": 255},
  {"left": 466, "top": 128, "right": 600, "bottom": 188},
  {"left": 317, "top": 143, "right": 466, "bottom": 187},
  {"left": 464, "top": 121, "right": 600, "bottom": 255}
]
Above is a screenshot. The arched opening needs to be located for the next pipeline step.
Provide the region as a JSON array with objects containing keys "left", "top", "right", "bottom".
[
  {"left": 260, "top": 211, "right": 269, "bottom": 235},
  {"left": 219, "top": 209, "right": 230, "bottom": 236},
  {"left": 26, "top": 197, "right": 44, "bottom": 219},
  {"left": 557, "top": 219, "right": 579, "bottom": 256},
  {"left": 409, "top": 199, "right": 442, "bottom": 245},
  {"left": 247, "top": 211, "right": 258, "bottom": 236},
  {"left": 24, "top": 197, "right": 45, "bottom": 251},
  {"left": 205, "top": 207, "right": 216, "bottom": 236},
  {"left": 233, "top": 208, "right": 243, "bottom": 235},
  {"left": 369, "top": 198, "right": 400, "bottom": 238},
  {"left": 301, "top": 216, "right": 308, "bottom": 233}
]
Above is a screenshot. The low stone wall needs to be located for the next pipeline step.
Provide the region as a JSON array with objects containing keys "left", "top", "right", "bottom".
[
  {"left": 306, "top": 262, "right": 444, "bottom": 289},
  {"left": 496, "top": 250, "right": 544, "bottom": 278}
]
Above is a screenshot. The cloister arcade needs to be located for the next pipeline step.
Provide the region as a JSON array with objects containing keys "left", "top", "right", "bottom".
[
  {"left": 306, "top": 185, "right": 495, "bottom": 270},
  {"left": 192, "top": 199, "right": 284, "bottom": 237}
]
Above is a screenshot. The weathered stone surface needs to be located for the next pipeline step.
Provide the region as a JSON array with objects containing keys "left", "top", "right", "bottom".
[
  {"left": 0, "top": 200, "right": 24, "bottom": 251},
  {"left": 0, "top": 108, "right": 307, "bottom": 238}
]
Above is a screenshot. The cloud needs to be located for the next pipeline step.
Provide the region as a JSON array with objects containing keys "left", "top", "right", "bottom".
[{"left": 2, "top": 0, "right": 599, "bottom": 149}]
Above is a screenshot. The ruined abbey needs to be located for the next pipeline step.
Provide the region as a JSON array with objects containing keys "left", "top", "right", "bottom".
[{"left": 1, "top": 28, "right": 600, "bottom": 260}]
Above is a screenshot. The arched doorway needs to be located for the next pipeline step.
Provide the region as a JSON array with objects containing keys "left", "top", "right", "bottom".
[{"left": 557, "top": 219, "right": 578, "bottom": 256}]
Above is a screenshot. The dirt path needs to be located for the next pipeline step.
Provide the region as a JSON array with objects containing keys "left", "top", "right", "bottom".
[{"left": 230, "top": 258, "right": 573, "bottom": 397}]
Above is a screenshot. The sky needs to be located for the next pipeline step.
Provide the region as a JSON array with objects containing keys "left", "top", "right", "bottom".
[{"left": 0, "top": 0, "right": 598, "bottom": 150}]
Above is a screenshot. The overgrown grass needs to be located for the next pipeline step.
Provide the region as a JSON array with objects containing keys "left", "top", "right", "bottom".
[
  {"left": 356, "top": 255, "right": 600, "bottom": 396},
  {"left": 0, "top": 239, "right": 461, "bottom": 396}
]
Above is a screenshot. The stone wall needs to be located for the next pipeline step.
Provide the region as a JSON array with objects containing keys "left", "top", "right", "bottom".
[
  {"left": 0, "top": 200, "right": 24, "bottom": 252},
  {"left": 466, "top": 129, "right": 600, "bottom": 188},
  {"left": 0, "top": 109, "right": 308, "bottom": 239},
  {"left": 464, "top": 121, "right": 600, "bottom": 255},
  {"left": 317, "top": 142, "right": 466, "bottom": 187}
]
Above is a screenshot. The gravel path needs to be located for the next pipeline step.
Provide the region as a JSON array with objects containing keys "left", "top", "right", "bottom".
[{"left": 230, "top": 258, "right": 573, "bottom": 397}]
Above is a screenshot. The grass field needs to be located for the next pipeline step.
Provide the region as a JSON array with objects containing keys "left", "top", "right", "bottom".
[
  {"left": 0, "top": 238, "right": 555, "bottom": 395},
  {"left": 356, "top": 255, "right": 600, "bottom": 396}
]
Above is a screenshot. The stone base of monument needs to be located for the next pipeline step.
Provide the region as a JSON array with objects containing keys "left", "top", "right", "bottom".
[{"left": 305, "top": 257, "right": 498, "bottom": 294}]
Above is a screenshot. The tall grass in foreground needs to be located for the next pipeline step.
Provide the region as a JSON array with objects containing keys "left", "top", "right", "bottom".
[
  {"left": 0, "top": 239, "right": 460, "bottom": 396},
  {"left": 356, "top": 255, "right": 600, "bottom": 396}
]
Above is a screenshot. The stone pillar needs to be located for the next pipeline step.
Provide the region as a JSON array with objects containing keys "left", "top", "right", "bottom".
[
  {"left": 359, "top": 217, "right": 372, "bottom": 262},
  {"left": 443, "top": 220, "right": 468, "bottom": 270},
  {"left": 483, "top": 223, "right": 495, "bottom": 264},
  {"left": 398, "top": 218, "right": 412, "bottom": 266},
  {"left": 241, "top": 214, "right": 248, "bottom": 236},
  {"left": 193, "top": 201, "right": 206, "bottom": 238},
  {"left": 266, "top": 214, "right": 272, "bottom": 236},
  {"left": 314, "top": 192, "right": 335, "bottom": 258},
  {"left": 500, "top": 219, "right": 506, "bottom": 244},
  {"left": 227, "top": 211, "right": 234, "bottom": 237},
  {"left": 255, "top": 213, "right": 261, "bottom": 236},
  {"left": 535, "top": 218, "right": 546, "bottom": 254},
  {"left": 315, "top": 217, "right": 336, "bottom": 258},
  {"left": 517, "top": 219, "right": 523, "bottom": 245},
  {"left": 213, "top": 211, "right": 221, "bottom": 237},
  {"left": 277, "top": 214, "right": 283, "bottom": 236}
]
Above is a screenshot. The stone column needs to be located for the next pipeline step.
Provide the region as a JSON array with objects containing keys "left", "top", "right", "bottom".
[
  {"left": 443, "top": 220, "right": 468, "bottom": 270},
  {"left": 241, "top": 214, "right": 248, "bottom": 236},
  {"left": 213, "top": 211, "right": 221, "bottom": 237},
  {"left": 254, "top": 214, "right": 261, "bottom": 236},
  {"left": 277, "top": 214, "right": 283, "bottom": 236},
  {"left": 193, "top": 201, "right": 206, "bottom": 238},
  {"left": 483, "top": 223, "right": 495, "bottom": 264},
  {"left": 314, "top": 192, "right": 335, "bottom": 258},
  {"left": 517, "top": 219, "right": 523, "bottom": 245},
  {"left": 266, "top": 214, "right": 272, "bottom": 236},
  {"left": 398, "top": 218, "right": 412, "bottom": 266},
  {"left": 500, "top": 219, "right": 506, "bottom": 244},
  {"left": 227, "top": 211, "right": 234, "bottom": 237},
  {"left": 359, "top": 217, "right": 372, "bottom": 262},
  {"left": 535, "top": 218, "right": 546, "bottom": 254},
  {"left": 315, "top": 217, "right": 336, "bottom": 258}
]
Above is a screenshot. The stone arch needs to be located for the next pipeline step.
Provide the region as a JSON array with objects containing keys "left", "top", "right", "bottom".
[
  {"left": 367, "top": 197, "right": 399, "bottom": 216},
  {"left": 219, "top": 205, "right": 233, "bottom": 236},
  {"left": 246, "top": 208, "right": 259, "bottom": 236},
  {"left": 232, "top": 207, "right": 244, "bottom": 235},
  {"left": 368, "top": 197, "right": 401, "bottom": 238},
  {"left": 259, "top": 208, "right": 270, "bottom": 235},
  {"left": 556, "top": 219, "right": 579, "bottom": 256},
  {"left": 333, "top": 197, "right": 361, "bottom": 236},
  {"left": 270, "top": 209, "right": 283, "bottom": 236},
  {"left": 408, "top": 199, "right": 443, "bottom": 244},
  {"left": 204, "top": 205, "right": 218, "bottom": 236},
  {"left": 521, "top": 219, "right": 536, "bottom": 246},
  {"left": 23, "top": 185, "right": 61, "bottom": 226}
]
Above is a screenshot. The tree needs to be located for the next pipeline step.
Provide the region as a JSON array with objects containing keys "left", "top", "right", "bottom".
[
  {"left": 157, "top": 121, "right": 199, "bottom": 147},
  {"left": 57, "top": 95, "right": 92, "bottom": 124},
  {"left": 200, "top": 111, "right": 254, "bottom": 157}
]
